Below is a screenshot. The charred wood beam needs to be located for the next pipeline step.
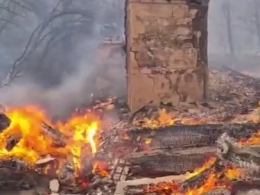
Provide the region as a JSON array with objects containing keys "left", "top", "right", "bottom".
[
  {"left": 0, "top": 158, "right": 30, "bottom": 172},
  {"left": 0, "top": 113, "right": 11, "bottom": 133},
  {"left": 5, "top": 135, "right": 21, "bottom": 151},
  {"left": 41, "top": 122, "right": 66, "bottom": 147},
  {"left": 125, "top": 187, "right": 231, "bottom": 195},
  {"left": 124, "top": 181, "right": 260, "bottom": 195},
  {"left": 124, "top": 179, "right": 232, "bottom": 195},
  {"left": 127, "top": 123, "right": 260, "bottom": 150},
  {"left": 127, "top": 147, "right": 215, "bottom": 176},
  {"left": 217, "top": 133, "right": 260, "bottom": 171},
  {"left": 180, "top": 159, "right": 221, "bottom": 191},
  {"left": 124, "top": 132, "right": 260, "bottom": 195},
  {"left": 0, "top": 159, "right": 50, "bottom": 190}
]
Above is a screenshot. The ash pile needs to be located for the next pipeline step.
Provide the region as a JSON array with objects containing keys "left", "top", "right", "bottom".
[{"left": 1, "top": 67, "right": 260, "bottom": 195}]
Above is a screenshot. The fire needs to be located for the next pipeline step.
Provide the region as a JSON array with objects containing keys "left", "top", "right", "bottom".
[
  {"left": 135, "top": 109, "right": 175, "bottom": 128},
  {"left": 239, "top": 131, "right": 260, "bottom": 145},
  {"left": 186, "top": 174, "right": 230, "bottom": 195},
  {"left": 135, "top": 109, "right": 206, "bottom": 129},
  {"left": 142, "top": 157, "right": 245, "bottom": 195},
  {"left": 0, "top": 106, "right": 101, "bottom": 176},
  {"left": 185, "top": 157, "right": 216, "bottom": 180},
  {"left": 225, "top": 168, "right": 244, "bottom": 180}
]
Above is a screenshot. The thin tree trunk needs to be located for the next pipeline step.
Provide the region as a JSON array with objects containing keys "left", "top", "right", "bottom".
[
  {"left": 61, "top": 0, "right": 74, "bottom": 75},
  {"left": 253, "top": 1, "right": 260, "bottom": 48},
  {"left": 225, "top": 1, "right": 234, "bottom": 55}
]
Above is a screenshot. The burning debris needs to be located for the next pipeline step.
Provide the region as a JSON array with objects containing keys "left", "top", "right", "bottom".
[
  {"left": 121, "top": 132, "right": 260, "bottom": 195},
  {"left": 0, "top": 68, "right": 260, "bottom": 195},
  {"left": 0, "top": 106, "right": 113, "bottom": 194},
  {"left": 0, "top": 104, "right": 260, "bottom": 195}
]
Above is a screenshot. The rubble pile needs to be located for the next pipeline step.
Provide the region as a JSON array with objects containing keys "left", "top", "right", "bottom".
[{"left": 1, "top": 67, "right": 260, "bottom": 195}]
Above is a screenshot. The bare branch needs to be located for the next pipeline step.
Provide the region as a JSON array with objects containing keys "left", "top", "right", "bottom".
[
  {"left": 0, "top": 0, "right": 94, "bottom": 88},
  {"left": 0, "top": 4, "right": 24, "bottom": 18}
]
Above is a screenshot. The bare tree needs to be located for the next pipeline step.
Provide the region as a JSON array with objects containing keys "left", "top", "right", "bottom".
[
  {"left": 222, "top": 0, "right": 235, "bottom": 55},
  {"left": 0, "top": 0, "right": 95, "bottom": 87},
  {"left": 0, "top": 0, "right": 123, "bottom": 88},
  {"left": 237, "top": 0, "right": 260, "bottom": 51}
]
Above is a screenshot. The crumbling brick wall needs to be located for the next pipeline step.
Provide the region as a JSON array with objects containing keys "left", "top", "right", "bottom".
[{"left": 125, "top": 0, "right": 209, "bottom": 112}]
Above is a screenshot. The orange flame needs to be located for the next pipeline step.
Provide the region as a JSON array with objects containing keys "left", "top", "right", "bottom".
[
  {"left": 142, "top": 157, "right": 245, "bottom": 195},
  {"left": 135, "top": 109, "right": 206, "bottom": 129},
  {"left": 0, "top": 106, "right": 101, "bottom": 176}
]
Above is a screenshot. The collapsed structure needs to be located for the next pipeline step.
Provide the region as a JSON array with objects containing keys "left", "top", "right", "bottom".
[{"left": 2, "top": 0, "right": 260, "bottom": 195}]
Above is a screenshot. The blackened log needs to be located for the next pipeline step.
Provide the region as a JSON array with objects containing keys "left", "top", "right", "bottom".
[
  {"left": 125, "top": 182, "right": 182, "bottom": 195},
  {"left": 0, "top": 167, "right": 50, "bottom": 190},
  {"left": 180, "top": 159, "right": 225, "bottom": 192},
  {"left": 127, "top": 147, "right": 215, "bottom": 176},
  {"left": 230, "top": 181, "right": 260, "bottom": 195},
  {"left": 41, "top": 122, "right": 66, "bottom": 147},
  {"left": 5, "top": 135, "right": 21, "bottom": 151},
  {"left": 216, "top": 133, "right": 260, "bottom": 170},
  {"left": 127, "top": 123, "right": 260, "bottom": 150},
  {"left": 201, "top": 188, "right": 231, "bottom": 195},
  {"left": 0, "top": 158, "right": 29, "bottom": 172},
  {"left": 125, "top": 186, "right": 231, "bottom": 195},
  {"left": 0, "top": 114, "right": 11, "bottom": 133},
  {"left": 124, "top": 186, "right": 144, "bottom": 195}
]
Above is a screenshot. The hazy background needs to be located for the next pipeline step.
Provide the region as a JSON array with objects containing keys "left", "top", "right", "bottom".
[
  {"left": 0, "top": 0, "right": 258, "bottom": 118},
  {"left": 0, "top": 0, "right": 125, "bottom": 118},
  {"left": 209, "top": 0, "right": 260, "bottom": 72}
]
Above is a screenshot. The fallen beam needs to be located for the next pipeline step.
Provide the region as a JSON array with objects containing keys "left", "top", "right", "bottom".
[
  {"left": 121, "top": 175, "right": 260, "bottom": 195},
  {"left": 127, "top": 147, "right": 216, "bottom": 176},
  {"left": 114, "top": 175, "right": 186, "bottom": 195},
  {"left": 127, "top": 123, "right": 260, "bottom": 150}
]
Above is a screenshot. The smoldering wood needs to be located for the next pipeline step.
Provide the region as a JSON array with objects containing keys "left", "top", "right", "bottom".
[
  {"left": 58, "top": 161, "right": 76, "bottom": 185},
  {"left": 0, "top": 158, "right": 50, "bottom": 190},
  {"left": 41, "top": 122, "right": 66, "bottom": 147},
  {"left": 124, "top": 182, "right": 181, "bottom": 195},
  {"left": 127, "top": 123, "right": 260, "bottom": 150},
  {"left": 124, "top": 182, "right": 260, "bottom": 195},
  {"left": 201, "top": 188, "right": 231, "bottom": 195},
  {"left": 5, "top": 135, "right": 21, "bottom": 151},
  {"left": 125, "top": 187, "right": 231, "bottom": 195},
  {"left": 181, "top": 167, "right": 215, "bottom": 192},
  {"left": 0, "top": 158, "right": 29, "bottom": 172},
  {"left": 230, "top": 182, "right": 260, "bottom": 195},
  {"left": 0, "top": 113, "right": 11, "bottom": 133},
  {"left": 216, "top": 133, "right": 260, "bottom": 171},
  {"left": 180, "top": 159, "right": 226, "bottom": 192},
  {"left": 127, "top": 147, "right": 215, "bottom": 176}
]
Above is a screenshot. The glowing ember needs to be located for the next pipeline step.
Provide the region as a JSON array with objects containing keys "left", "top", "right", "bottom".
[
  {"left": 225, "top": 168, "right": 244, "bottom": 180},
  {"left": 239, "top": 131, "right": 260, "bottom": 145},
  {"left": 0, "top": 106, "right": 102, "bottom": 176},
  {"left": 185, "top": 157, "right": 216, "bottom": 180},
  {"left": 135, "top": 109, "right": 206, "bottom": 129},
  {"left": 135, "top": 109, "right": 175, "bottom": 128},
  {"left": 140, "top": 158, "right": 246, "bottom": 195}
]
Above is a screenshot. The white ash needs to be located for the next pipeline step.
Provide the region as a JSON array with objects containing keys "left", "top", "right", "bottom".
[{"left": 50, "top": 179, "right": 60, "bottom": 193}]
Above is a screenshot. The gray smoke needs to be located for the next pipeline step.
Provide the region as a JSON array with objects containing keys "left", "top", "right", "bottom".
[{"left": 0, "top": 0, "right": 126, "bottom": 119}]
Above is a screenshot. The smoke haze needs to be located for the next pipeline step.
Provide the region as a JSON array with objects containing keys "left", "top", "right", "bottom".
[
  {"left": 0, "top": 0, "right": 126, "bottom": 119},
  {"left": 1, "top": 0, "right": 260, "bottom": 118}
]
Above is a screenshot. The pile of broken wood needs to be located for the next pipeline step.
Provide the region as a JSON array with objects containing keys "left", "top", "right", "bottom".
[{"left": 1, "top": 66, "right": 260, "bottom": 195}]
